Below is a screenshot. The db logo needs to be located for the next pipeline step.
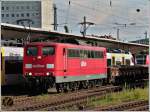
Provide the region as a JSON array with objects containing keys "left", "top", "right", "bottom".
[{"left": 81, "top": 61, "right": 87, "bottom": 67}]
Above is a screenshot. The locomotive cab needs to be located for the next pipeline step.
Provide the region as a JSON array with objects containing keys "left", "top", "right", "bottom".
[
  {"left": 24, "top": 46, "right": 55, "bottom": 76},
  {"left": 24, "top": 44, "right": 56, "bottom": 93}
]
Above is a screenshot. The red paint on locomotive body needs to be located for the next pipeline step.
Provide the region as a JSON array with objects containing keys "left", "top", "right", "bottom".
[
  {"left": 23, "top": 42, "right": 107, "bottom": 82},
  {"left": 146, "top": 55, "right": 149, "bottom": 65}
]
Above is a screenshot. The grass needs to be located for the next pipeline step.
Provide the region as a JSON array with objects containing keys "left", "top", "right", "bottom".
[
  {"left": 33, "top": 86, "right": 148, "bottom": 111},
  {"left": 89, "top": 87, "right": 149, "bottom": 107},
  {"left": 37, "top": 92, "right": 65, "bottom": 101},
  {"left": 37, "top": 94, "right": 50, "bottom": 100}
]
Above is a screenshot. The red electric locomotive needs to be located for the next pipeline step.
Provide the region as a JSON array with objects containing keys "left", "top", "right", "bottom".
[{"left": 23, "top": 42, "right": 107, "bottom": 93}]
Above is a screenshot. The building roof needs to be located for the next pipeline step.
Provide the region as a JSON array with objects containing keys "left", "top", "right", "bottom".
[{"left": 1, "top": 23, "right": 148, "bottom": 48}]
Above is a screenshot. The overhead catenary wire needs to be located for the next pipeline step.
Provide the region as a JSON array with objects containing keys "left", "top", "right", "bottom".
[
  {"left": 54, "top": 0, "right": 149, "bottom": 39},
  {"left": 56, "top": 14, "right": 148, "bottom": 37},
  {"left": 56, "top": 0, "right": 148, "bottom": 25},
  {"left": 65, "top": 0, "right": 71, "bottom": 24},
  {"left": 70, "top": 1, "right": 147, "bottom": 25},
  {"left": 56, "top": 1, "right": 148, "bottom": 26},
  {"left": 57, "top": 11, "right": 149, "bottom": 29},
  {"left": 56, "top": 0, "right": 148, "bottom": 22}
]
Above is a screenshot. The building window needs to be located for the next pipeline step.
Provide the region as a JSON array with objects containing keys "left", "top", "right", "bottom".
[
  {"left": 17, "top": 6, "right": 19, "bottom": 9},
  {"left": 6, "top": 7, "right": 9, "bottom": 10},
  {"left": 21, "top": 6, "right": 24, "bottom": 9},
  {"left": 11, "top": 14, "right": 15, "bottom": 17},
  {"left": 26, "top": 6, "right": 30, "bottom": 9},
  {"left": 21, "top": 13, "right": 24, "bottom": 17},
  {"left": 21, "top": 21, "right": 24, "bottom": 25},
  {"left": 6, "top": 14, "right": 9, "bottom": 17},
  {"left": 2, "top": 7, "right": 4, "bottom": 10},
  {"left": 16, "top": 14, "right": 19, "bottom": 17},
  {"left": 2, "top": 14, "right": 4, "bottom": 17},
  {"left": 17, "top": 22, "right": 19, "bottom": 25},
  {"left": 26, "top": 13, "right": 30, "bottom": 17}
]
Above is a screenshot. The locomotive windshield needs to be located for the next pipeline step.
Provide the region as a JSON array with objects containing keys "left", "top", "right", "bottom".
[
  {"left": 26, "top": 47, "right": 38, "bottom": 56},
  {"left": 42, "top": 46, "right": 55, "bottom": 56}
]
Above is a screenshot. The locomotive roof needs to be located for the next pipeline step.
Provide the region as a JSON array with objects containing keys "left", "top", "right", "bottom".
[{"left": 26, "top": 42, "right": 106, "bottom": 50}]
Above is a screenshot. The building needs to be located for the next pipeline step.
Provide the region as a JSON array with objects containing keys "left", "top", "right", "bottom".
[
  {"left": 1, "top": 0, "right": 53, "bottom": 30},
  {"left": 130, "top": 38, "right": 149, "bottom": 45}
]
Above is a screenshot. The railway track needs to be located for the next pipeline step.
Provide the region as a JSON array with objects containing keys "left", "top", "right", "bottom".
[
  {"left": 2, "top": 81, "right": 148, "bottom": 111},
  {"left": 1, "top": 92, "right": 63, "bottom": 110},
  {"left": 93, "top": 100, "right": 148, "bottom": 111},
  {"left": 2, "top": 85, "right": 110, "bottom": 105},
  {"left": 2, "top": 95, "right": 38, "bottom": 105},
  {"left": 2, "top": 85, "right": 121, "bottom": 111},
  {"left": 127, "top": 104, "right": 149, "bottom": 111}
]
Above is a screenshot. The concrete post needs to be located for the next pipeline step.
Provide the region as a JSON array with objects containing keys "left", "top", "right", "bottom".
[{"left": 41, "top": 0, "right": 53, "bottom": 31}]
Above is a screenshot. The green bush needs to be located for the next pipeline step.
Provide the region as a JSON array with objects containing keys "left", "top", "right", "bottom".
[{"left": 90, "top": 87, "right": 148, "bottom": 107}]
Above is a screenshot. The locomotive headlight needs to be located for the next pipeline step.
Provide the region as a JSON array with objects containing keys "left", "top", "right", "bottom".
[
  {"left": 37, "top": 56, "right": 42, "bottom": 59},
  {"left": 46, "top": 72, "right": 50, "bottom": 76},
  {"left": 25, "top": 64, "right": 32, "bottom": 68},
  {"left": 29, "top": 72, "right": 32, "bottom": 76}
]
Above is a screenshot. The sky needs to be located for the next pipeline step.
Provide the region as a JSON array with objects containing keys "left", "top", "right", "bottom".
[{"left": 54, "top": 0, "right": 150, "bottom": 41}]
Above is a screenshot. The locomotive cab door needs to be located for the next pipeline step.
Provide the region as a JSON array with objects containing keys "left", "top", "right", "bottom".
[{"left": 63, "top": 48, "right": 67, "bottom": 74}]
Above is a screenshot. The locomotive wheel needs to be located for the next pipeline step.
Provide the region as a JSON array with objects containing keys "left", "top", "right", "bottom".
[
  {"left": 69, "top": 82, "right": 75, "bottom": 91},
  {"left": 56, "top": 83, "right": 62, "bottom": 93},
  {"left": 74, "top": 82, "right": 79, "bottom": 91},
  {"left": 28, "top": 79, "right": 40, "bottom": 95},
  {"left": 77, "top": 82, "right": 80, "bottom": 90},
  {"left": 63, "top": 83, "right": 69, "bottom": 93},
  {"left": 97, "top": 80, "right": 103, "bottom": 86},
  {"left": 93, "top": 80, "right": 97, "bottom": 87},
  {"left": 43, "top": 88, "right": 48, "bottom": 94},
  {"left": 83, "top": 81, "right": 88, "bottom": 89},
  {"left": 28, "top": 80, "right": 36, "bottom": 93},
  {"left": 79, "top": 81, "right": 83, "bottom": 90},
  {"left": 41, "top": 83, "right": 48, "bottom": 94},
  {"left": 89, "top": 81, "right": 95, "bottom": 88}
]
